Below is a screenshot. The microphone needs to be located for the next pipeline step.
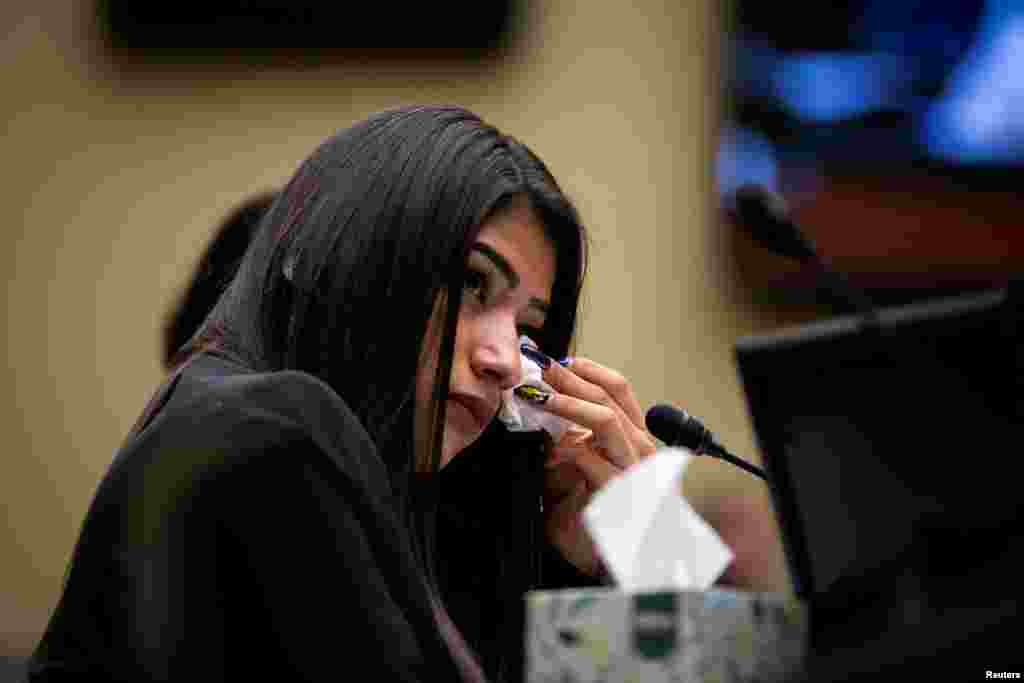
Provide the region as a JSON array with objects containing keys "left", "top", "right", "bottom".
[
  {"left": 730, "top": 184, "right": 818, "bottom": 263},
  {"left": 645, "top": 404, "right": 768, "bottom": 481},
  {"left": 729, "top": 184, "right": 878, "bottom": 321}
]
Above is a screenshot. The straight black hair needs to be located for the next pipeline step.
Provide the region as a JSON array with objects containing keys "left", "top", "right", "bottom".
[{"left": 181, "top": 105, "right": 587, "bottom": 680}]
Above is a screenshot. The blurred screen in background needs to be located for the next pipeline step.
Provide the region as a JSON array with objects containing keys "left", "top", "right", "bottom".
[
  {"left": 717, "top": 0, "right": 1024, "bottom": 305},
  {"left": 719, "top": 0, "right": 1024, "bottom": 196}
]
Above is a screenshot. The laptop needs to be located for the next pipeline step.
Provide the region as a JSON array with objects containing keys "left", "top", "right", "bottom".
[{"left": 733, "top": 287, "right": 1018, "bottom": 600}]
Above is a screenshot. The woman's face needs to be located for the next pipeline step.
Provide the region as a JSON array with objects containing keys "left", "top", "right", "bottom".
[{"left": 417, "top": 199, "right": 557, "bottom": 467}]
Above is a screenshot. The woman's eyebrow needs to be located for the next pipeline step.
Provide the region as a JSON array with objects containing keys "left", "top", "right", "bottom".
[{"left": 471, "top": 243, "right": 550, "bottom": 314}]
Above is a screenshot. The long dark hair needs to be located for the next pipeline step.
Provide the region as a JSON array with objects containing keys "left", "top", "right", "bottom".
[{"left": 183, "top": 105, "right": 587, "bottom": 679}]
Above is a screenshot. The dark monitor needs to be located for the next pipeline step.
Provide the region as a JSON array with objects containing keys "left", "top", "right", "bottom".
[{"left": 734, "top": 288, "right": 1017, "bottom": 600}]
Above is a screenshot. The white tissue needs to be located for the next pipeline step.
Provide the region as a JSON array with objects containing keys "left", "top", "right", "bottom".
[
  {"left": 497, "top": 336, "right": 575, "bottom": 443},
  {"left": 583, "top": 448, "right": 734, "bottom": 592}
]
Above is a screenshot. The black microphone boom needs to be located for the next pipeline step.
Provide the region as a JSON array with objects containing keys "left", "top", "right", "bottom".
[
  {"left": 730, "top": 184, "right": 877, "bottom": 320},
  {"left": 645, "top": 404, "right": 768, "bottom": 481},
  {"left": 644, "top": 404, "right": 714, "bottom": 452},
  {"left": 731, "top": 184, "right": 818, "bottom": 263}
]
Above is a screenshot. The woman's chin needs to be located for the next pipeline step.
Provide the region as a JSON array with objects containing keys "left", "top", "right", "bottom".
[{"left": 440, "top": 425, "right": 483, "bottom": 468}]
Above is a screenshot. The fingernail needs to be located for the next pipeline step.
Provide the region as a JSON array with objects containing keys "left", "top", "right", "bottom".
[
  {"left": 520, "top": 344, "right": 552, "bottom": 370},
  {"left": 514, "top": 385, "right": 552, "bottom": 405},
  {"left": 546, "top": 450, "right": 571, "bottom": 468},
  {"left": 556, "top": 356, "right": 573, "bottom": 367}
]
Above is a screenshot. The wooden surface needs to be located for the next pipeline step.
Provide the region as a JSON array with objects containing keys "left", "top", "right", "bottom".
[{"left": 728, "top": 171, "right": 1022, "bottom": 304}]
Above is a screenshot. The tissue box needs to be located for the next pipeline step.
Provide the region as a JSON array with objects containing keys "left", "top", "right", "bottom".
[{"left": 525, "top": 587, "right": 806, "bottom": 683}]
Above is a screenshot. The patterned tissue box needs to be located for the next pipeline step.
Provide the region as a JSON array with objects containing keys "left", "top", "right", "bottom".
[{"left": 525, "top": 587, "right": 806, "bottom": 683}]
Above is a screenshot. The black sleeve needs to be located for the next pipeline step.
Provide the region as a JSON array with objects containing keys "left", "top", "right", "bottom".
[
  {"left": 29, "top": 368, "right": 458, "bottom": 683},
  {"left": 210, "top": 426, "right": 446, "bottom": 682}
]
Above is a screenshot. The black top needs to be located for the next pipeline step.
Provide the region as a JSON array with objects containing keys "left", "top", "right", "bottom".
[
  {"left": 29, "top": 353, "right": 461, "bottom": 681},
  {"left": 436, "top": 423, "right": 596, "bottom": 683},
  {"left": 28, "top": 353, "right": 595, "bottom": 682}
]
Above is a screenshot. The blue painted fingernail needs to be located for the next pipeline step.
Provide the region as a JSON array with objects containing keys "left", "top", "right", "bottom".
[
  {"left": 557, "top": 356, "right": 573, "bottom": 367},
  {"left": 520, "top": 344, "right": 553, "bottom": 370}
]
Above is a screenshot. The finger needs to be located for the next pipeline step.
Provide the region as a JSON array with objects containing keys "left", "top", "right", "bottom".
[
  {"left": 555, "top": 426, "right": 592, "bottom": 448},
  {"left": 543, "top": 460, "right": 582, "bottom": 498},
  {"left": 544, "top": 358, "right": 645, "bottom": 429},
  {"left": 546, "top": 443, "right": 588, "bottom": 469},
  {"left": 551, "top": 410, "right": 655, "bottom": 465},
  {"left": 570, "top": 447, "right": 623, "bottom": 491},
  {"left": 622, "top": 420, "right": 659, "bottom": 459},
  {"left": 534, "top": 392, "right": 636, "bottom": 468},
  {"left": 558, "top": 415, "right": 655, "bottom": 463}
]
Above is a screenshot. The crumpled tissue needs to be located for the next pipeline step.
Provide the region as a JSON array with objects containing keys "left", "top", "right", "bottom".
[
  {"left": 496, "top": 335, "right": 575, "bottom": 444},
  {"left": 583, "top": 447, "right": 734, "bottom": 592}
]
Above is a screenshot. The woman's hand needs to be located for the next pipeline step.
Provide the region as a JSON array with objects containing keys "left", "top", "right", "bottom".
[{"left": 532, "top": 357, "right": 658, "bottom": 577}]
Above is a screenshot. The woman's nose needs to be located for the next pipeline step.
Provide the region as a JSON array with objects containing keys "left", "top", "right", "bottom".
[{"left": 470, "top": 325, "right": 522, "bottom": 390}]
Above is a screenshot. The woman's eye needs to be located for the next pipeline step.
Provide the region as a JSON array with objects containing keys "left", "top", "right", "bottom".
[{"left": 464, "top": 269, "right": 490, "bottom": 303}]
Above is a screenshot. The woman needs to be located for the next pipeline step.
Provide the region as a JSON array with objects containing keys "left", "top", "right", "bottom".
[{"left": 28, "top": 105, "right": 656, "bottom": 682}]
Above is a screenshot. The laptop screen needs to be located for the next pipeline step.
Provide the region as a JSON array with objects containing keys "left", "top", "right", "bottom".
[{"left": 733, "top": 288, "right": 1014, "bottom": 598}]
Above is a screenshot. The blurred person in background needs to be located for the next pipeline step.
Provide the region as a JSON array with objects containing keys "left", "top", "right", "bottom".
[{"left": 162, "top": 190, "right": 278, "bottom": 370}]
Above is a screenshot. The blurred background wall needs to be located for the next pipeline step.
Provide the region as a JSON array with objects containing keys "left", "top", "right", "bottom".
[{"left": 1, "top": 0, "right": 799, "bottom": 655}]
